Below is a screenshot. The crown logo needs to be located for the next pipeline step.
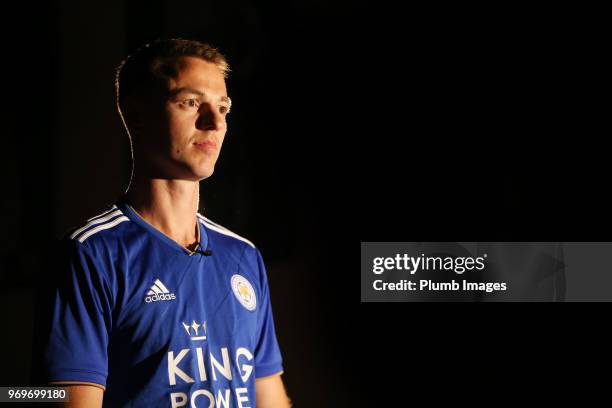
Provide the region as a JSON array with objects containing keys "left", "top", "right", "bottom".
[{"left": 182, "top": 320, "right": 207, "bottom": 340}]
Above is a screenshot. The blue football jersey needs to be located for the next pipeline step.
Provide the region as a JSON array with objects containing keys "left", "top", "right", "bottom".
[{"left": 39, "top": 201, "right": 283, "bottom": 407}]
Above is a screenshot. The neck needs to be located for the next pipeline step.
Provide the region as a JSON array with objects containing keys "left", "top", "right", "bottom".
[{"left": 125, "top": 173, "right": 200, "bottom": 250}]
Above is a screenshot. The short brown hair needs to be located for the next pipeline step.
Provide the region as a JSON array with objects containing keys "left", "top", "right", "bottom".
[{"left": 115, "top": 38, "right": 230, "bottom": 112}]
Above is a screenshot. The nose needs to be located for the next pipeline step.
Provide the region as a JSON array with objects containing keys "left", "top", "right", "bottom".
[{"left": 196, "top": 103, "right": 225, "bottom": 131}]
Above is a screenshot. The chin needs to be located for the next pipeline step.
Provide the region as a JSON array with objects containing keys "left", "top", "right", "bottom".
[{"left": 194, "top": 167, "right": 215, "bottom": 181}]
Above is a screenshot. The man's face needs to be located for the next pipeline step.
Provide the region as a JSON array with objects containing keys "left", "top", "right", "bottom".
[{"left": 137, "top": 56, "right": 230, "bottom": 181}]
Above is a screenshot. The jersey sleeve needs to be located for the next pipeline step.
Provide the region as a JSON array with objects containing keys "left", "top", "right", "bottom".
[
  {"left": 250, "top": 247, "right": 284, "bottom": 378},
  {"left": 34, "top": 238, "right": 113, "bottom": 387}
]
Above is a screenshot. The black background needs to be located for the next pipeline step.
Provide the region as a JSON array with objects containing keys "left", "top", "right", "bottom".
[
  {"left": 1, "top": 0, "right": 609, "bottom": 406},
  {"left": 359, "top": 4, "right": 609, "bottom": 242}
]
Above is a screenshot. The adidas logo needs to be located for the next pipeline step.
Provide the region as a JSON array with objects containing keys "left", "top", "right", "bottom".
[{"left": 145, "top": 279, "right": 177, "bottom": 303}]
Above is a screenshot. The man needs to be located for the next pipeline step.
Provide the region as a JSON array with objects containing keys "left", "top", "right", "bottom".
[{"left": 32, "top": 38, "right": 291, "bottom": 407}]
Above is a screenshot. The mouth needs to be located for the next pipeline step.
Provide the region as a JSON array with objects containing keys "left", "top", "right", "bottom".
[{"left": 193, "top": 140, "right": 217, "bottom": 150}]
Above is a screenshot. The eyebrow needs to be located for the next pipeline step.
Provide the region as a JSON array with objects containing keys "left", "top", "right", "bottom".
[{"left": 169, "top": 87, "right": 232, "bottom": 107}]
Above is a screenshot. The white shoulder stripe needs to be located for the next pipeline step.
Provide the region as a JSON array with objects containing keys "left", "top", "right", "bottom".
[
  {"left": 197, "top": 213, "right": 224, "bottom": 230},
  {"left": 70, "top": 209, "right": 123, "bottom": 240},
  {"left": 78, "top": 216, "right": 130, "bottom": 243},
  {"left": 198, "top": 215, "right": 255, "bottom": 248}
]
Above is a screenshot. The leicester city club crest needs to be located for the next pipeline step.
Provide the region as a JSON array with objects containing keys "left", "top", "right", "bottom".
[{"left": 231, "top": 274, "right": 257, "bottom": 311}]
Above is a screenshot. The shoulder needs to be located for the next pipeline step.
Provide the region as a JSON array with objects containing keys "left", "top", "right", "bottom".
[
  {"left": 197, "top": 213, "right": 256, "bottom": 251},
  {"left": 64, "top": 205, "right": 132, "bottom": 249},
  {"left": 47, "top": 206, "right": 132, "bottom": 291},
  {"left": 197, "top": 213, "right": 270, "bottom": 283}
]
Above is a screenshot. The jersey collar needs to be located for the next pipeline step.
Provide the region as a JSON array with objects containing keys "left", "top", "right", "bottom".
[{"left": 117, "top": 201, "right": 209, "bottom": 256}]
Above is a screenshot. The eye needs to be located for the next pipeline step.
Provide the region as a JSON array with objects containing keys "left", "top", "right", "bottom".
[
  {"left": 180, "top": 98, "right": 200, "bottom": 108},
  {"left": 219, "top": 105, "right": 230, "bottom": 114}
]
